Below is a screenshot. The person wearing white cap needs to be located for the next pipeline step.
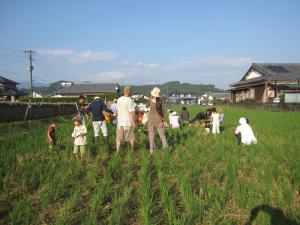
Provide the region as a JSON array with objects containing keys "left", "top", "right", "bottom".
[
  {"left": 234, "top": 117, "right": 257, "bottom": 145},
  {"left": 86, "top": 96, "right": 109, "bottom": 145},
  {"left": 148, "top": 87, "right": 169, "bottom": 153}
]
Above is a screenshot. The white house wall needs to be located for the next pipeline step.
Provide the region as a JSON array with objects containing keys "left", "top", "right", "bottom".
[
  {"left": 245, "top": 70, "right": 263, "bottom": 80},
  {"left": 285, "top": 93, "right": 300, "bottom": 103}
]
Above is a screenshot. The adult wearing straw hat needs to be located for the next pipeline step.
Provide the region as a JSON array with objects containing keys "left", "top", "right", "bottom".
[{"left": 148, "top": 87, "right": 169, "bottom": 153}]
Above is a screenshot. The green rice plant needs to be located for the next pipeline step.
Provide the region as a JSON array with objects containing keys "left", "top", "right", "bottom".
[
  {"left": 39, "top": 158, "right": 82, "bottom": 210},
  {"left": 138, "top": 150, "right": 156, "bottom": 225},
  {"left": 1, "top": 107, "right": 300, "bottom": 225},
  {"left": 9, "top": 194, "right": 33, "bottom": 225},
  {"left": 167, "top": 155, "right": 204, "bottom": 224},
  {"left": 108, "top": 150, "right": 134, "bottom": 225},
  {"left": 108, "top": 187, "right": 133, "bottom": 225},
  {"left": 154, "top": 153, "right": 182, "bottom": 225},
  {"left": 54, "top": 185, "right": 82, "bottom": 225},
  {"left": 86, "top": 154, "right": 122, "bottom": 225}
]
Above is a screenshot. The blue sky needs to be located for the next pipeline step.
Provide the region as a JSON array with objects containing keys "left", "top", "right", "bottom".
[{"left": 0, "top": 0, "right": 300, "bottom": 88}]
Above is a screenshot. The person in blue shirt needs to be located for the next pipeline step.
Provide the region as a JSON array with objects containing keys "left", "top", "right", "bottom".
[{"left": 86, "top": 96, "right": 108, "bottom": 144}]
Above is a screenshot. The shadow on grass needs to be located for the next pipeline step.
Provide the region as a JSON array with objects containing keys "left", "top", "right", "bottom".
[{"left": 245, "top": 204, "right": 299, "bottom": 225}]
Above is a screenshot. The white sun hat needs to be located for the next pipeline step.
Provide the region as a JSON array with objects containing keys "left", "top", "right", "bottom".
[
  {"left": 239, "top": 117, "right": 247, "bottom": 125},
  {"left": 150, "top": 87, "right": 160, "bottom": 98},
  {"left": 94, "top": 96, "right": 100, "bottom": 100},
  {"left": 172, "top": 111, "right": 178, "bottom": 116}
]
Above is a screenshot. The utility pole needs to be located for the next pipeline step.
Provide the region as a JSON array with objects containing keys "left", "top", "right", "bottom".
[{"left": 24, "top": 49, "right": 36, "bottom": 100}]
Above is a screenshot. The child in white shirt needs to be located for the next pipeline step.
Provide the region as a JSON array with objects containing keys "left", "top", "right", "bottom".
[{"left": 72, "top": 116, "right": 87, "bottom": 161}]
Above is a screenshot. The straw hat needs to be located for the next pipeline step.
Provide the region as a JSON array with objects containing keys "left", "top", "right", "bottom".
[
  {"left": 72, "top": 115, "right": 82, "bottom": 122},
  {"left": 150, "top": 87, "right": 160, "bottom": 97}
]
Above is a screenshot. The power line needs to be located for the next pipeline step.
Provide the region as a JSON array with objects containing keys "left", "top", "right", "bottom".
[
  {"left": 25, "top": 52, "right": 73, "bottom": 84},
  {"left": 33, "top": 59, "right": 53, "bottom": 79},
  {"left": 0, "top": 61, "right": 21, "bottom": 68},
  {"left": 0, "top": 46, "right": 23, "bottom": 52},
  {"left": 34, "top": 58, "right": 69, "bottom": 83},
  {"left": 0, "top": 54, "right": 24, "bottom": 58},
  {"left": 0, "top": 69, "right": 24, "bottom": 76},
  {"left": 32, "top": 75, "right": 50, "bottom": 84}
]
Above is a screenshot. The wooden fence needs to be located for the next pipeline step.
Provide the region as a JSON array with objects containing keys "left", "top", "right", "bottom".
[{"left": 0, "top": 102, "right": 77, "bottom": 123}]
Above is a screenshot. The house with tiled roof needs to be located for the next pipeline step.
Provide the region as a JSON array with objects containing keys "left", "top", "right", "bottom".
[
  {"left": 168, "top": 91, "right": 198, "bottom": 104},
  {"left": 54, "top": 82, "right": 119, "bottom": 97},
  {"left": 229, "top": 63, "right": 300, "bottom": 103},
  {"left": 0, "top": 75, "right": 26, "bottom": 102}
]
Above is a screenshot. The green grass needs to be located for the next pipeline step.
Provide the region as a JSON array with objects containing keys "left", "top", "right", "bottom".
[{"left": 0, "top": 106, "right": 300, "bottom": 225}]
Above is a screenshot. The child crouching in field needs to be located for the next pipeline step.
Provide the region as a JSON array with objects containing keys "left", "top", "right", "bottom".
[
  {"left": 47, "top": 120, "right": 58, "bottom": 149},
  {"left": 72, "top": 116, "right": 87, "bottom": 161}
]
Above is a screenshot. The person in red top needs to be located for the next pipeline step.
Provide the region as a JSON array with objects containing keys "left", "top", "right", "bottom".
[
  {"left": 47, "top": 120, "right": 58, "bottom": 149},
  {"left": 138, "top": 111, "right": 144, "bottom": 123}
]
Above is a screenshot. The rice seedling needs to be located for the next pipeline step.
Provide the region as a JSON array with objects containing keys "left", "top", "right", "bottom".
[
  {"left": 138, "top": 150, "right": 156, "bottom": 225},
  {"left": 0, "top": 107, "right": 300, "bottom": 225}
]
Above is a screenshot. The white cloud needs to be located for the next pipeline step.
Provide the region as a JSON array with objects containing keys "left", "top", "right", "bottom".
[
  {"left": 115, "top": 55, "right": 253, "bottom": 88},
  {"left": 39, "top": 49, "right": 73, "bottom": 56},
  {"left": 121, "top": 60, "right": 131, "bottom": 65},
  {"left": 163, "top": 55, "right": 252, "bottom": 72},
  {"left": 38, "top": 48, "right": 117, "bottom": 63},
  {"left": 121, "top": 59, "right": 160, "bottom": 69},
  {"left": 36, "top": 51, "right": 253, "bottom": 88},
  {"left": 88, "top": 71, "right": 125, "bottom": 83}
]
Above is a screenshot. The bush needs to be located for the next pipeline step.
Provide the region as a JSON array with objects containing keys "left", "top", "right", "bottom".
[
  {"left": 214, "top": 98, "right": 231, "bottom": 104},
  {"left": 18, "top": 93, "right": 119, "bottom": 103},
  {"left": 240, "top": 99, "right": 258, "bottom": 104}
]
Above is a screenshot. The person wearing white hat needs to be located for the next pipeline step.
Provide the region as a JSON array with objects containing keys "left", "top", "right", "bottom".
[
  {"left": 234, "top": 117, "right": 257, "bottom": 145},
  {"left": 148, "top": 87, "right": 168, "bottom": 153},
  {"left": 86, "top": 96, "right": 109, "bottom": 145}
]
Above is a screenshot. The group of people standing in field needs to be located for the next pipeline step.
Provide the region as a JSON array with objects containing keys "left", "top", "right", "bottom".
[
  {"left": 47, "top": 86, "right": 171, "bottom": 160},
  {"left": 47, "top": 85, "right": 257, "bottom": 161}
]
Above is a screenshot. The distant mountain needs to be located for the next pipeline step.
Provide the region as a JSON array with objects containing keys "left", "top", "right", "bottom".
[
  {"left": 18, "top": 81, "right": 48, "bottom": 89},
  {"left": 20, "top": 80, "right": 226, "bottom": 97},
  {"left": 20, "top": 80, "right": 68, "bottom": 96},
  {"left": 128, "top": 81, "right": 226, "bottom": 96}
]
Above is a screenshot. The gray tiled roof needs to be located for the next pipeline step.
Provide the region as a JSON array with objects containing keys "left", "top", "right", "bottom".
[
  {"left": 56, "top": 83, "right": 118, "bottom": 94},
  {"left": 232, "top": 63, "right": 300, "bottom": 87},
  {"left": 0, "top": 75, "right": 19, "bottom": 84},
  {"left": 0, "top": 88, "right": 25, "bottom": 96}
]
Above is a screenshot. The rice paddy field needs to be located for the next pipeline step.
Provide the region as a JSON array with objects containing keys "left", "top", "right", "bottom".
[{"left": 0, "top": 106, "right": 300, "bottom": 225}]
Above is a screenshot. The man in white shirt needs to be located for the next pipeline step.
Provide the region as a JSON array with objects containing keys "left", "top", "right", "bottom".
[
  {"left": 235, "top": 117, "right": 257, "bottom": 145},
  {"left": 116, "top": 85, "right": 136, "bottom": 152}
]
